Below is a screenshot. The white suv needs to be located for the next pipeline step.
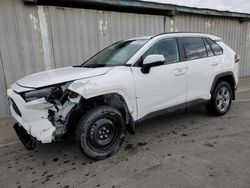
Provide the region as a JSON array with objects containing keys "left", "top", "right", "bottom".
[{"left": 7, "top": 33, "right": 239, "bottom": 159}]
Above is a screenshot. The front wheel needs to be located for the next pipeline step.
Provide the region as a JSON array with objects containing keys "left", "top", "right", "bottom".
[
  {"left": 206, "top": 81, "right": 233, "bottom": 116},
  {"left": 75, "top": 106, "right": 125, "bottom": 160}
]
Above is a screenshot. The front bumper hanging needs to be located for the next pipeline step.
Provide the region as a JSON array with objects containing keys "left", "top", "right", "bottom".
[{"left": 13, "top": 123, "right": 37, "bottom": 151}]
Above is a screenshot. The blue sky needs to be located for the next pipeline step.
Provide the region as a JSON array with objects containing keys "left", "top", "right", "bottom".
[{"left": 142, "top": 0, "right": 250, "bottom": 14}]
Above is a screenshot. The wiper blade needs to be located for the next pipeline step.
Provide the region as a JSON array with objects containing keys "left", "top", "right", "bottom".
[
  {"left": 73, "top": 64, "right": 114, "bottom": 68},
  {"left": 73, "top": 65, "right": 94, "bottom": 68},
  {"left": 84, "top": 64, "right": 106, "bottom": 68},
  {"left": 82, "top": 65, "right": 95, "bottom": 68}
]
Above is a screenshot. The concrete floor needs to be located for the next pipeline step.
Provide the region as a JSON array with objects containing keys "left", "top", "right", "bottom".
[{"left": 0, "top": 77, "right": 250, "bottom": 188}]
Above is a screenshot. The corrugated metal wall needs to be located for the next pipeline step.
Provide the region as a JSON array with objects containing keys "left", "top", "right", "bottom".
[
  {"left": 0, "top": 0, "right": 250, "bottom": 118},
  {"left": 0, "top": 52, "right": 8, "bottom": 117},
  {"left": 45, "top": 7, "right": 164, "bottom": 68},
  {"left": 0, "top": 0, "right": 45, "bottom": 118}
]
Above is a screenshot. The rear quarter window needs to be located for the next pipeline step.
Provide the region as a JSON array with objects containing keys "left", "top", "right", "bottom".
[
  {"left": 181, "top": 37, "right": 207, "bottom": 61},
  {"left": 203, "top": 38, "right": 214, "bottom": 57},
  {"left": 206, "top": 38, "right": 223, "bottom": 55}
]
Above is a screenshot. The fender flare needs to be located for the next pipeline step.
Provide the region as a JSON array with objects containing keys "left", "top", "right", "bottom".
[{"left": 210, "top": 71, "right": 236, "bottom": 99}]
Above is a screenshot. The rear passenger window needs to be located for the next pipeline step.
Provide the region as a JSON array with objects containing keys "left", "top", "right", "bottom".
[
  {"left": 206, "top": 38, "right": 223, "bottom": 55},
  {"left": 204, "top": 38, "right": 214, "bottom": 57},
  {"left": 182, "top": 37, "right": 207, "bottom": 60}
]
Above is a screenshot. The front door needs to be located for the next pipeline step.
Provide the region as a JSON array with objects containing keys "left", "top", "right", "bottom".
[{"left": 131, "top": 38, "right": 187, "bottom": 120}]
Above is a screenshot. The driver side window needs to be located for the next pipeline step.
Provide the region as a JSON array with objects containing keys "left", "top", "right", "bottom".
[{"left": 136, "top": 38, "right": 180, "bottom": 67}]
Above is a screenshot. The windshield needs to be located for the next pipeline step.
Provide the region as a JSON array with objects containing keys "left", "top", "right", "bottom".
[{"left": 81, "top": 39, "right": 148, "bottom": 68}]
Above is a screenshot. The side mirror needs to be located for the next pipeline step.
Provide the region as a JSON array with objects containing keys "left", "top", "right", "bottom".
[{"left": 141, "top": 55, "right": 165, "bottom": 74}]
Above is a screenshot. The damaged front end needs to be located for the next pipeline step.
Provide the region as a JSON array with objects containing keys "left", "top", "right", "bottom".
[
  {"left": 8, "top": 82, "right": 81, "bottom": 148},
  {"left": 48, "top": 91, "right": 81, "bottom": 140},
  {"left": 40, "top": 83, "right": 82, "bottom": 140}
]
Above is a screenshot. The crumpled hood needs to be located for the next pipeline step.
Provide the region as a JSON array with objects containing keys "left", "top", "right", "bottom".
[{"left": 16, "top": 66, "right": 112, "bottom": 88}]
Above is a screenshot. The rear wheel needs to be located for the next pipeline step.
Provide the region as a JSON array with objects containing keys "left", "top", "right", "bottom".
[
  {"left": 75, "top": 106, "right": 125, "bottom": 160},
  {"left": 206, "top": 81, "right": 232, "bottom": 116}
]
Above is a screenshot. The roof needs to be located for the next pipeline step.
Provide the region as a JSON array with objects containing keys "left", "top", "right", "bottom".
[
  {"left": 128, "top": 36, "right": 153, "bottom": 40},
  {"left": 155, "top": 32, "right": 222, "bottom": 40},
  {"left": 123, "top": 33, "right": 222, "bottom": 42},
  {"left": 23, "top": 0, "right": 250, "bottom": 21}
]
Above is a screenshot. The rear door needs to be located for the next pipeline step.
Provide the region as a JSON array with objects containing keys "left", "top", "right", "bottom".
[
  {"left": 180, "top": 37, "right": 211, "bottom": 103},
  {"left": 181, "top": 37, "right": 223, "bottom": 103}
]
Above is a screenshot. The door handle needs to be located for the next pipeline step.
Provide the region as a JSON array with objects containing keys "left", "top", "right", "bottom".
[
  {"left": 175, "top": 68, "right": 186, "bottom": 76},
  {"left": 210, "top": 62, "right": 219, "bottom": 66}
]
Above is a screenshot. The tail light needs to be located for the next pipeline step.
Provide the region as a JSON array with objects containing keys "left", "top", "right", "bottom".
[{"left": 235, "top": 53, "right": 240, "bottom": 63}]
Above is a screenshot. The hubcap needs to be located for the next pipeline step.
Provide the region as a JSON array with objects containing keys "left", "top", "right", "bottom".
[
  {"left": 88, "top": 118, "right": 117, "bottom": 148},
  {"left": 216, "top": 87, "right": 230, "bottom": 112}
]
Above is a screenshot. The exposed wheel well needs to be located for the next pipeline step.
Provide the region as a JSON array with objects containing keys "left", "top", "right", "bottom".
[
  {"left": 211, "top": 73, "right": 236, "bottom": 100},
  {"left": 66, "top": 93, "right": 135, "bottom": 136}
]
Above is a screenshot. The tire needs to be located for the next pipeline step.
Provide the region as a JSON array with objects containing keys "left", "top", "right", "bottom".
[
  {"left": 206, "top": 81, "right": 233, "bottom": 116},
  {"left": 75, "top": 106, "right": 125, "bottom": 160}
]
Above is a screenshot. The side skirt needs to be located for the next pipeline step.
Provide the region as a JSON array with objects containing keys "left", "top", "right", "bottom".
[{"left": 135, "top": 99, "right": 210, "bottom": 125}]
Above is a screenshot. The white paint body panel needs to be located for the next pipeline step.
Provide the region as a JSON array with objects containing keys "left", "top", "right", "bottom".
[
  {"left": 132, "top": 63, "right": 187, "bottom": 119},
  {"left": 7, "top": 89, "right": 55, "bottom": 143},
  {"left": 186, "top": 55, "right": 223, "bottom": 102},
  {"left": 218, "top": 41, "right": 239, "bottom": 84},
  {"left": 7, "top": 33, "right": 239, "bottom": 144},
  {"left": 68, "top": 66, "right": 137, "bottom": 119},
  {"left": 16, "top": 66, "right": 112, "bottom": 88}
]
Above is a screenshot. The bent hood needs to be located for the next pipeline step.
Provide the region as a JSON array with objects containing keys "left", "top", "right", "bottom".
[{"left": 16, "top": 66, "right": 112, "bottom": 88}]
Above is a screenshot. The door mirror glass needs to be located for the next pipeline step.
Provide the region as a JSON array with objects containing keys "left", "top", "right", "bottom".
[{"left": 141, "top": 55, "right": 165, "bottom": 74}]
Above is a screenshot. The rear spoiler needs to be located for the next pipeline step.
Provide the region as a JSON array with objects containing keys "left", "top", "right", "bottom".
[{"left": 214, "top": 39, "right": 223, "bottom": 42}]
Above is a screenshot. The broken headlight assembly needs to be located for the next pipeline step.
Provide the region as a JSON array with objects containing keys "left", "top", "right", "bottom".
[
  {"left": 21, "top": 83, "right": 72, "bottom": 103},
  {"left": 22, "top": 87, "right": 58, "bottom": 102},
  {"left": 68, "top": 90, "right": 79, "bottom": 98}
]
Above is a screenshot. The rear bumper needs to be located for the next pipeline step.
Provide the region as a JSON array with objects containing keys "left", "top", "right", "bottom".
[
  {"left": 13, "top": 123, "right": 36, "bottom": 150},
  {"left": 7, "top": 89, "right": 56, "bottom": 143}
]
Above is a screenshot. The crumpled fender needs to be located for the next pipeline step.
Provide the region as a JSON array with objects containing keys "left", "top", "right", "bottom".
[{"left": 67, "top": 77, "right": 135, "bottom": 116}]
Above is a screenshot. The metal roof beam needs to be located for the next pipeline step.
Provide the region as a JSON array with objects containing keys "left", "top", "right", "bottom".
[{"left": 23, "top": 0, "right": 250, "bottom": 19}]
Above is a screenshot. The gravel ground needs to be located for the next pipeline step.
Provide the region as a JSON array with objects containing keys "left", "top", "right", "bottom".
[{"left": 0, "top": 77, "right": 249, "bottom": 188}]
